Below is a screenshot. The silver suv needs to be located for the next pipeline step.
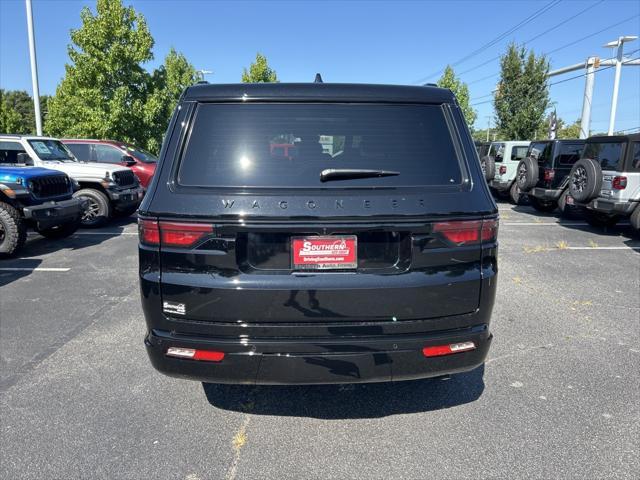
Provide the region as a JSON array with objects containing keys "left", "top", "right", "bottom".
[
  {"left": 484, "top": 141, "right": 530, "bottom": 204},
  {"left": 567, "top": 133, "right": 640, "bottom": 231}
]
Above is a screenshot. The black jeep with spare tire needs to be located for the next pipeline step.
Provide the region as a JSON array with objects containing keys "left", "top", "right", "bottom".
[
  {"left": 138, "top": 82, "right": 498, "bottom": 385},
  {"left": 515, "top": 139, "right": 586, "bottom": 216}
]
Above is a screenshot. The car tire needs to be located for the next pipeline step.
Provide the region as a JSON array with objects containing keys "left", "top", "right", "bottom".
[
  {"left": 480, "top": 156, "right": 495, "bottom": 181},
  {"left": 568, "top": 158, "right": 602, "bottom": 203},
  {"left": 0, "top": 202, "right": 27, "bottom": 256},
  {"left": 630, "top": 204, "right": 640, "bottom": 234},
  {"left": 530, "top": 197, "right": 557, "bottom": 213},
  {"left": 37, "top": 218, "right": 80, "bottom": 239},
  {"left": 509, "top": 181, "right": 523, "bottom": 205},
  {"left": 557, "top": 189, "right": 580, "bottom": 219},
  {"left": 585, "top": 210, "right": 619, "bottom": 228},
  {"left": 516, "top": 157, "right": 538, "bottom": 192},
  {"left": 74, "top": 188, "right": 111, "bottom": 228}
]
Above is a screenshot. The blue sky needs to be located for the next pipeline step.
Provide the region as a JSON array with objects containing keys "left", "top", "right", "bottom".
[{"left": 1, "top": 0, "right": 639, "bottom": 133}]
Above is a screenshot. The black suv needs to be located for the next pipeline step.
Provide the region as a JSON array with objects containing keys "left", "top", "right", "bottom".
[
  {"left": 138, "top": 83, "right": 498, "bottom": 384},
  {"left": 516, "top": 139, "right": 586, "bottom": 215}
]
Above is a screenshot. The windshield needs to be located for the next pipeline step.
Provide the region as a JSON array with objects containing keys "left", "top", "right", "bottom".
[
  {"left": 28, "top": 139, "right": 76, "bottom": 162},
  {"left": 177, "top": 103, "right": 463, "bottom": 188},
  {"left": 122, "top": 145, "right": 157, "bottom": 163}
]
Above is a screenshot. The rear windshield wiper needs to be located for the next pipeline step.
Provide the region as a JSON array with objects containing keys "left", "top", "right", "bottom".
[{"left": 320, "top": 168, "right": 400, "bottom": 182}]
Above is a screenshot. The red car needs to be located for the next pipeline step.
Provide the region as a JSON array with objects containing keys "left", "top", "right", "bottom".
[{"left": 62, "top": 139, "right": 157, "bottom": 188}]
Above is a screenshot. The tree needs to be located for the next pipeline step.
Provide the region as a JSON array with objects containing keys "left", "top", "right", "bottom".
[
  {"left": 0, "top": 89, "right": 51, "bottom": 134},
  {"left": 557, "top": 118, "right": 582, "bottom": 139},
  {"left": 437, "top": 66, "right": 476, "bottom": 127},
  {"left": 144, "top": 48, "right": 198, "bottom": 152},
  {"left": 494, "top": 43, "right": 550, "bottom": 140},
  {"left": 46, "top": 0, "right": 154, "bottom": 145},
  {"left": 242, "top": 53, "right": 278, "bottom": 83}
]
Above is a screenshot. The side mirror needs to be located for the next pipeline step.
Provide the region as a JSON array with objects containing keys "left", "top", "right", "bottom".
[
  {"left": 121, "top": 155, "right": 136, "bottom": 166},
  {"left": 16, "top": 153, "right": 34, "bottom": 166}
]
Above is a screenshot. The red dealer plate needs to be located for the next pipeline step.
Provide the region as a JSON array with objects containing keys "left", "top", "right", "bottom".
[{"left": 292, "top": 235, "right": 357, "bottom": 270}]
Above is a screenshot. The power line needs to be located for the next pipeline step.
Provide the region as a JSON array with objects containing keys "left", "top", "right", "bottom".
[
  {"left": 413, "top": 0, "right": 562, "bottom": 84},
  {"left": 458, "top": 0, "right": 605, "bottom": 79},
  {"left": 464, "top": 13, "right": 640, "bottom": 87}
]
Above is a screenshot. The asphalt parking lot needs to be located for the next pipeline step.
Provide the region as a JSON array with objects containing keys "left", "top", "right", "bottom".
[{"left": 1, "top": 200, "right": 639, "bottom": 480}]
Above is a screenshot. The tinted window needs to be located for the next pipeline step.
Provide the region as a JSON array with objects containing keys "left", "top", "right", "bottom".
[
  {"left": 511, "top": 146, "right": 529, "bottom": 161},
  {"left": 489, "top": 143, "right": 505, "bottom": 162},
  {"left": 583, "top": 142, "right": 624, "bottom": 171},
  {"left": 178, "top": 104, "right": 463, "bottom": 188},
  {"left": 630, "top": 142, "right": 640, "bottom": 171},
  {"left": 121, "top": 145, "right": 157, "bottom": 163},
  {"left": 93, "top": 144, "right": 124, "bottom": 164},
  {"left": 65, "top": 143, "right": 91, "bottom": 161},
  {"left": 0, "top": 141, "right": 27, "bottom": 164},
  {"left": 528, "top": 142, "right": 552, "bottom": 166},
  {"left": 555, "top": 143, "right": 584, "bottom": 167}
]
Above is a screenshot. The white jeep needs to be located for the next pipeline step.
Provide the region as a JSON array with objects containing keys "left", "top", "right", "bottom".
[
  {"left": 567, "top": 133, "right": 640, "bottom": 232},
  {"left": 0, "top": 135, "right": 143, "bottom": 227},
  {"left": 481, "top": 141, "right": 531, "bottom": 204}
]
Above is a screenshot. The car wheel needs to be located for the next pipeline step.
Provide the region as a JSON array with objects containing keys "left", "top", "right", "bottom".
[
  {"left": 509, "top": 181, "right": 523, "bottom": 205},
  {"left": 480, "top": 156, "right": 495, "bottom": 181},
  {"left": 0, "top": 202, "right": 27, "bottom": 256},
  {"left": 585, "top": 210, "right": 619, "bottom": 228},
  {"left": 630, "top": 204, "right": 640, "bottom": 234},
  {"left": 568, "top": 158, "right": 602, "bottom": 203},
  {"left": 515, "top": 157, "right": 538, "bottom": 192},
  {"left": 74, "top": 188, "right": 111, "bottom": 228},
  {"left": 37, "top": 218, "right": 81, "bottom": 239},
  {"left": 530, "top": 197, "right": 557, "bottom": 213}
]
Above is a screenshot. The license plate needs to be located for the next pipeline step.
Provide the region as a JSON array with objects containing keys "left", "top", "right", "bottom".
[{"left": 292, "top": 235, "right": 357, "bottom": 270}]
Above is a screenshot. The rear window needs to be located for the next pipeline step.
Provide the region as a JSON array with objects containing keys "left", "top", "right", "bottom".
[
  {"left": 554, "top": 143, "right": 584, "bottom": 167},
  {"left": 489, "top": 143, "right": 505, "bottom": 162},
  {"left": 583, "top": 141, "right": 624, "bottom": 171},
  {"left": 632, "top": 142, "right": 640, "bottom": 171},
  {"left": 177, "top": 103, "right": 463, "bottom": 188},
  {"left": 511, "top": 145, "right": 529, "bottom": 161},
  {"left": 528, "top": 142, "right": 552, "bottom": 166}
]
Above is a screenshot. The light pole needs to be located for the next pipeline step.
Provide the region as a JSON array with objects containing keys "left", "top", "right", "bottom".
[
  {"left": 604, "top": 35, "right": 637, "bottom": 135},
  {"left": 196, "top": 69, "right": 213, "bottom": 82},
  {"left": 25, "top": 0, "right": 42, "bottom": 135}
]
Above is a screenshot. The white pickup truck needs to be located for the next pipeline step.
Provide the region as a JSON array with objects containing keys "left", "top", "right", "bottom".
[{"left": 0, "top": 135, "right": 143, "bottom": 227}]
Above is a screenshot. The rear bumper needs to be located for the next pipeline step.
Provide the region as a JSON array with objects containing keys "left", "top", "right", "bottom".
[
  {"left": 22, "top": 197, "right": 86, "bottom": 229},
  {"left": 582, "top": 197, "right": 638, "bottom": 216},
  {"left": 530, "top": 187, "right": 562, "bottom": 201},
  {"left": 489, "top": 179, "right": 511, "bottom": 191},
  {"left": 145, "top": 324, "right": 492, "bottom": 384}
]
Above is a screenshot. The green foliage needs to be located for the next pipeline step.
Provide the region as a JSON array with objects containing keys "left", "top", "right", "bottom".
[
  {"left": 437, "top": 66, "right": 476, "bottom": 127},
  {"left": 242, "top": 53, "right": 278, "bottom": 83},
  {"left": 0, "top": 90, "right": 50, "bottom": 134},
  {"left": 494, "top": 43, "right": 550, "bottom": 140},
  {"left": 557, "top": 118, "right": 582, "bottom": 139},
  {"left": 45, "top": 0, "right": 196, "bottom": 153}
]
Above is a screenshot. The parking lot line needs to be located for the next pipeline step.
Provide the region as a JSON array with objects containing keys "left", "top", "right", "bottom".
[
  {"left": 73, "top": 231, "right": 138, "bottom": 235},
  {"left": 0, "top": 267, "right": 71, "bottom": 272}
]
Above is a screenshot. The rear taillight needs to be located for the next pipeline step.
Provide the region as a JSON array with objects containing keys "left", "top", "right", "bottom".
[
  {"left": 612, "top": 176, "right": 627, "bottom": 190},
  {"left": 543, "top": 168, "right": 555, "bottom": 182},
  {"left": 166, "top": 347, "right": 225, "bottom": 362},
  {"left": 433, "top": 219, "right": 498, "bottom": 246},
  {"left": 423, "top": 341, "right": 476, "bottom": 357},
  {"left": 499, "top": 166, "right": 507, "bottom": 175},
  {"left": 138, "top": 218, "right": 213, "bottom": 248}
]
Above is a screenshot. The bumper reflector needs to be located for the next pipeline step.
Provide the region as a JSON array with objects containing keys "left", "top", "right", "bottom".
[
  {"left": 422, "top": 341, "right": 476, "bottom": 358},
  {"left": 166, "top": 347, "right": 225, "bottom": 362}
]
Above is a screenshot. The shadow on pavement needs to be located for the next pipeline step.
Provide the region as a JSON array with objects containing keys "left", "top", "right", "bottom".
[{"left": 202, "top": 365, "right": 485, "bottom": 419}]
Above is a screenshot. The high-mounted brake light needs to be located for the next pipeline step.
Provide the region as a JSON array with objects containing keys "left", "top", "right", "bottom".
[
  {"left": 138, "top": 218, "right": 213, "bottom": 247},
  {"left": 422, "top": 341, "right": 476, "bottom": 358},
  {"left": 612, "top": 176, "right": 627, "bottom": 190},
  {"left": 166, "top": 347, "right": 225, "bottom": 362},
  {"left": 433, "top": 219, "right": 498, "bottom": 246}
]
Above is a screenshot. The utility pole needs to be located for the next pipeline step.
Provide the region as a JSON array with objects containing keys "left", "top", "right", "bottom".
[
  {"left": 579, "top": 57, "right": 598, "bottom": 139},
  {"left": 486, "top": 116, "right": 491, "bottom": 142},
  {"left": 25, "top": 0, "right": 42, "bottom": 136},
  {"left": 604, "top": 36, "right": 637, "bottom": 135}
]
